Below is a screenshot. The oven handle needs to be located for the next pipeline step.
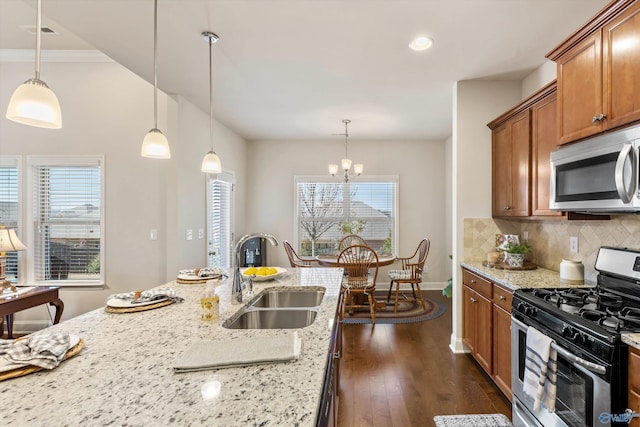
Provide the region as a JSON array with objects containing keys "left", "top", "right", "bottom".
[
  {"left": 614, "top": 142, "right": 636, "bottom": 203},
  {"left": 511, "top": 316, "right": 607, "bottom": 375}
]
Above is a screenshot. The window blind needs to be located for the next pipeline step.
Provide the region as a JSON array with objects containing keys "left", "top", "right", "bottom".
[
  {"left": 32, "top": 162, "right": 102, "bottom": 283},
  {"left": 207, "top": 173, "right": 233, "bottom": 269},
  {"left": 0, "top": 164, "right": 20, "bottom": 281},
  {"left": 295, "top": 177, "right": 397, "bottom": 256}
]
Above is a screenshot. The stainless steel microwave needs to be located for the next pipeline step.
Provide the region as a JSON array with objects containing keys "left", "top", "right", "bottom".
[{"left": 550, "top": 124, "right": 640, "bottom": 212}]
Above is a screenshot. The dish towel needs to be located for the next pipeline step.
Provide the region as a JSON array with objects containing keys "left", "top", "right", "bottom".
[
  {"left": 0, "top": 333, "right": 71, "bottom": 370},
  {"left": 523, "top": 326, "right": 557, "bottom": 412},
  {"left": 108, "top": 288, "right": 180, "bottom": 302},
  {"left": 174, "top": 332, "right": 302, "bottom": 373}
]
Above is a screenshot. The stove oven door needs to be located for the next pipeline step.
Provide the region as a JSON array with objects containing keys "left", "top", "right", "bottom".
[{"left": 511, "top": 316, "right": 611, "bottom": 427}]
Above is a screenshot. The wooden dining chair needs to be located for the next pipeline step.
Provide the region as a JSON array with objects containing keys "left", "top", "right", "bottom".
[
  {"left": 387, "top": 238, "right": 431, "bottom": 312},
  {"left": 337, "top": 234, "right": 367, "bottom": 251},
  {"left": 338, "top": 244, "right": 379, "bottom": 323},
  {"left": 283, "top": 240, "right": 317, "bottom": 268}
]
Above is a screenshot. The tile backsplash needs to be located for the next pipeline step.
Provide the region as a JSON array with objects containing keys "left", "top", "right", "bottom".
[{"left": 463, "top": 215, "right": 640, "bottom": 283}]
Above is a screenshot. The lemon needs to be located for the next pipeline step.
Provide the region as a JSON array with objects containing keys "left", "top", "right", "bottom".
[{"left": 244, "top": 267, "right": 257, "bottom": 275}]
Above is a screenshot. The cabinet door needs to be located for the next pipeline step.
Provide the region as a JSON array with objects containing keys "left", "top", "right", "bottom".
[
  {"left": 509, "top": 111, "right": 531, "bottom": 217},
  {"left": 532, "top": 91, "right": 563, "bottom": 216},
  {"left": 557, "top": 31, "right": 603, "bottom": 144},
  {"left": 603, "top": 2, "right": 640, "bottom": 130},
  {"left": 475, "top": 292, "right": 493, "bottom": 374},
  {"left": 492, "top": 122, "right": 512, "bottom": 217},
  {"left": 492, "top": 305, "right": 512, "bottom": 400},
  {"left": 462, "top": 285, "right": 476, "bottom": 354}
]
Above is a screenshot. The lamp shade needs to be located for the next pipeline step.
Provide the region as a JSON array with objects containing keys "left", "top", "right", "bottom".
[
  {"left": 141, "top": 128, "right": 171, "bottom": 159},
  {"left": 353, "top": 163, "right": 364, "bottom": 175},
  {"left": 341, "top": 158, "right": 352, "bottom": 171},
  {"left": 6, "top": 78, "right": 61, "bottom": 129},
  {"left": 0, "top": 229, "right": 26, "bottom": 252},
  {"left": 201, "top": 150, "right": 222, "bottom": 174},
  {"left": 328, "top": 164, "right": 339, "bottom": 175}
]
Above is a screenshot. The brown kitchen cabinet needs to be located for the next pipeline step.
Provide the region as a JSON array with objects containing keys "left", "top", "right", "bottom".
[
  {"left": 462, "top": 267, "right": 513, "bottom": 401},
  {"left": 489, "top": 82, "right": 560, "bottom": 218},
  {"left": 629, "top": 346, "right": 640, "bottom": 426},
  {"left": 547, "top": 0, "right": 640, "bottom": 145}
]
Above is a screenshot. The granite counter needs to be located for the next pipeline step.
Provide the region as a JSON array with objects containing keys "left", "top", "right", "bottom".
[
  {"left": 1, "top": 267, "right": 344, "bottom": 427},
  {"left": 461, "top": 261, "right": 595, "bottom": 291}
]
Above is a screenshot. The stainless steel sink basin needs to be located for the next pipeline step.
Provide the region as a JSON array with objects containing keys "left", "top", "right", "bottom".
[
  {"left": 250, "top": 289, "right": 325, "bottom": 308},
  {"left": 223, "top": 308, "right": 318, "bottom": 329}
]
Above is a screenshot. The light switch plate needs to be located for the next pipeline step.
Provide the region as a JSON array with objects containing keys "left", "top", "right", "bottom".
[
  {"left": 198, "top": 228, "right": 204, "bottom": 239},
  {"left": 186, "top": 229, "right": 193, "bottom": 241},
  {"left": 569, "top": 236, "right": 578, "bottom": 254}
]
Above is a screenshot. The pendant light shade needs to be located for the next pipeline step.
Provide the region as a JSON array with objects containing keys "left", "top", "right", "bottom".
[
  {"left": 5, "top": 0, "right": 61, "bottom": 129},
  {"left": 201, "top": 150, "right": 222, "bottom": 174},
  {"left": 141, "top": 128, "right": 170, "bottom": 158},
  {"left": 141, "top": 0, "right": 170, "bottom": 159},
  {"left": 201, "top": 32, "right": 222, "bottom": 174}
]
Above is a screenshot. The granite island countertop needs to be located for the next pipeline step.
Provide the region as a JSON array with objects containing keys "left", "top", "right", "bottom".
[
  {"left": 461, "top": 261, "right": 595, "bottom": 291},
  {"left": 1, "top": 267, "right": 344, "bottom": 427}
]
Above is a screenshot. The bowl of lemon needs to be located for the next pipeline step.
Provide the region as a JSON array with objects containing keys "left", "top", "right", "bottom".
[{"left": 241, "top": 266, "right": 287, "bottom": 281}]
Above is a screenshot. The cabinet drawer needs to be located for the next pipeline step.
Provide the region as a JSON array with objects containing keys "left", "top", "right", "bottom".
[
  {"left": 493, "top": 285, "right": 513, "bottom": 312},
  {"left": 462, "top": 269, "right": 492, "bottom": 299}
]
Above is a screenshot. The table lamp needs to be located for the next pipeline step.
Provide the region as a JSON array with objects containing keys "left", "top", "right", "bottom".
[{"left": 0, "top": 228, "right": 26, "bottom": 292}]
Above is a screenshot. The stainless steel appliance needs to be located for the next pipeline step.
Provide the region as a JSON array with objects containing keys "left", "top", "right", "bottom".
[
  {"left": 511, "top": 246, "right": 640, "bottom": 427},
  {"left": 550, "top": 124, "right": 640, "bottom": 212}
]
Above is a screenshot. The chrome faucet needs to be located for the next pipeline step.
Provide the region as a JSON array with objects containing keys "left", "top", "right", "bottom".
[{"left": 232, "top": 233, "right": 279, "bottom": 304}]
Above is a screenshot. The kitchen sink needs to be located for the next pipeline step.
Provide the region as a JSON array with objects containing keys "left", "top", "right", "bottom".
[
  {"left": 223, "top": 308, "right": 318, "bottom": 329},
  {"left": 249, "top": 289, "right": 325, "bottom": 308}
]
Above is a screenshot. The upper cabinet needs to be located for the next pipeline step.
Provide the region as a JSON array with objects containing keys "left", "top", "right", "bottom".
[
  {"left": 548, "top": 0, "right": 640, "bottom": 145},
  {"left": 488, "top": 82, "right": 557, "bottom": 218}
]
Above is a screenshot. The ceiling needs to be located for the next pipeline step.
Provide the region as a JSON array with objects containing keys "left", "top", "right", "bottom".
[{"left": 1, "top": 0, "right": 610, "bottom": 141}]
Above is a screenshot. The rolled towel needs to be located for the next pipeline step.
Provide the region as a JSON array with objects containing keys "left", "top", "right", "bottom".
[
  {"left": 0, "top": 333, "right": 71, "bottom": 370},
  {"left": 174, "top": 332, "right": 302, "bottom": 373}
]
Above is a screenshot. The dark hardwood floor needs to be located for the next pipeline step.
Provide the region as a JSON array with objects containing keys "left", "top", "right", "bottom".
[{"left": 337, "top": 290, "right": 511, "bottom": 427}]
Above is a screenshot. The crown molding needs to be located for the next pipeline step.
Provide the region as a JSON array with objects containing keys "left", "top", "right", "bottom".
[{"left": 0, "top": 49, "right": 113, "bottom": 63}]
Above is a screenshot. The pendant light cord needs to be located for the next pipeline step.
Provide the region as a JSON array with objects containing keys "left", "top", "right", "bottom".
[
  {"left": 153, "top": 0, "right": 159, "bottom": 129},
  {"left": 35, "top": 0, "right": 42, "bottom": 80},
  {"left": 343, "top": 119, "right": 350, "bottom": 159},
  {"left": 209, "top": 36, "right": 214, "bottom": 150}
]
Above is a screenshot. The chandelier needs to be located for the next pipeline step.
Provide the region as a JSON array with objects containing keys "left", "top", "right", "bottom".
[{"left": 329, "top": 119, "right": 362, "bottom": 182}]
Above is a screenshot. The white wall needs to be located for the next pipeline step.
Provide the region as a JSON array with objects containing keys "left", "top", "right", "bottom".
[
  {"left": 521, "top": 60, "right": 556, "bottom": 99},
  {"left": 451, "top": 80, "right": 521, "bottom": 352},
  {"left": 0, "top": 57, "right": 247, "bottom": 330},
  {"left": 245, "top": 138, "right": 449, "bottom": 285}
]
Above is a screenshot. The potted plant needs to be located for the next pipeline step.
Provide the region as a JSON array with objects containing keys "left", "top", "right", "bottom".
[{"left": 503, "top": 242, "right": 529, "bottom": 268}]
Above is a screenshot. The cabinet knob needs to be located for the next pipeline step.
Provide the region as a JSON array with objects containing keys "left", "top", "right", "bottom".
[
  {"left": 592, "top": 113, "right": 607, "bottom": 123},
  {"left": 503, "top": 205, "right": 510, "bottom": 211},
  {"left": 470, "top": 279, "right": 476, "bottom": 284},
  {"left": 499, "top": 295, "right": 506, "bottom": 301},
  {"left": 470, "top": 297, "right": 477, "bottom": 303}
]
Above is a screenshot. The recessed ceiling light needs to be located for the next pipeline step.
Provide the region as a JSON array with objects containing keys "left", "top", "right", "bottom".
[{"left": 409, "top": 36, "right": 433, "bottom": 51}]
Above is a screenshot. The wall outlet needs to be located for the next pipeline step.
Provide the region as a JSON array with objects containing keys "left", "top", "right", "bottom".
[
  {"left": 523, "top": 231, "right": 529, "bottom": 243},
  {"left": 186, "top": 229, "right": 193, "bottom": 241},
  {"left": 569, "top": 236, "right": 578, "bottom": 254}
]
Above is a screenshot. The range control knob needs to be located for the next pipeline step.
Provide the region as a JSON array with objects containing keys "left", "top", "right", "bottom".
[
  {"left": 562, "top": 325, "right": 585, "bottom": 344},
  {"left": 517, "top": 302, "right": 535, "bottom": 316}
]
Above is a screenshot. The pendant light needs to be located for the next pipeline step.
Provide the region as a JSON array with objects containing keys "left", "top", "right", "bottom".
[
  {"left": 141, "top": 0, "right": 171, "bottom": 159},
  {"left": 6, "top": 0, "right": 61, "bottom": 129},
  {"left": 329, "top": 119, "right": 362, "bottom": 182},
  {"left": 200, "top": 32, "right": 222, "bottom": 174}
]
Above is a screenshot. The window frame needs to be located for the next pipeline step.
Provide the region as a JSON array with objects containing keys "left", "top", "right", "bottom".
[
  {"left": 26, "top": 155, "right": 105, "bottom": 287},
  {"left": 293, "top": 175, "right": 399, "bottom": 256},
  {"left": 206, "top": 170, "right": 235, "bottom": 269},
  {"left": 0, "top": 155, "right": 23, "bottom": 283}
]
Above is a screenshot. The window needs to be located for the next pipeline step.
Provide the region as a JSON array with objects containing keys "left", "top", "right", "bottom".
[
  {"left": 28, "top": 156, "right": 104, "bottom": 285},
  {"left": 207, "top": 172, "right": 234, "bottom": 269},
  {"left": 0, "top": 156, "right": 21, "bottom": 283},
  {"left": 295, "top": 176, "right": 398, "bottom": 256}
]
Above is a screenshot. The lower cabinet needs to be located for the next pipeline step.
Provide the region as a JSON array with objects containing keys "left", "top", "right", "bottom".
[
  {"left": 629, "top": 347, "right": 640, "bottom": 427},
  {"left": 316, "top": 299, "right": 342, "bottom": 427},
  {"left": 462, "top": 268, "right": 513, "bottom": 400}
]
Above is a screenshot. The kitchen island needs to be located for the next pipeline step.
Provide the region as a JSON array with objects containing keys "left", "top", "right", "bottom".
[{"left": 0, "top": 267, "right": 344, "bottom": 427}]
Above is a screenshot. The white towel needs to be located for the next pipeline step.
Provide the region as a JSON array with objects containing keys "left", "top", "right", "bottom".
[
  {"left": 174, "top": 332, "right": 302, "bottom": 373},
  {"left": 0, "top": 333, "right": 71, "bottom": 370},
  {"left": 523, "top": 326, "right": 557, "bottom": 412}
]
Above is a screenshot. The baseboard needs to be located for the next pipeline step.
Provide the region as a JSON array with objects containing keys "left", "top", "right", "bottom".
[
  {"left": 449, "top": 334, "right": 468, "bottom": 354},
  {"left": 5, "top": 320, "right": 52, "bottom": 336}
]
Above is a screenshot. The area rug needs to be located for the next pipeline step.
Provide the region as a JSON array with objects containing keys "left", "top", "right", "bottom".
[
  {"left": 342, "top": 291, "right": 445, "bottom": 324},
  {"left": 433, "top": 414, "right": 513, "bottom": 427}
]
